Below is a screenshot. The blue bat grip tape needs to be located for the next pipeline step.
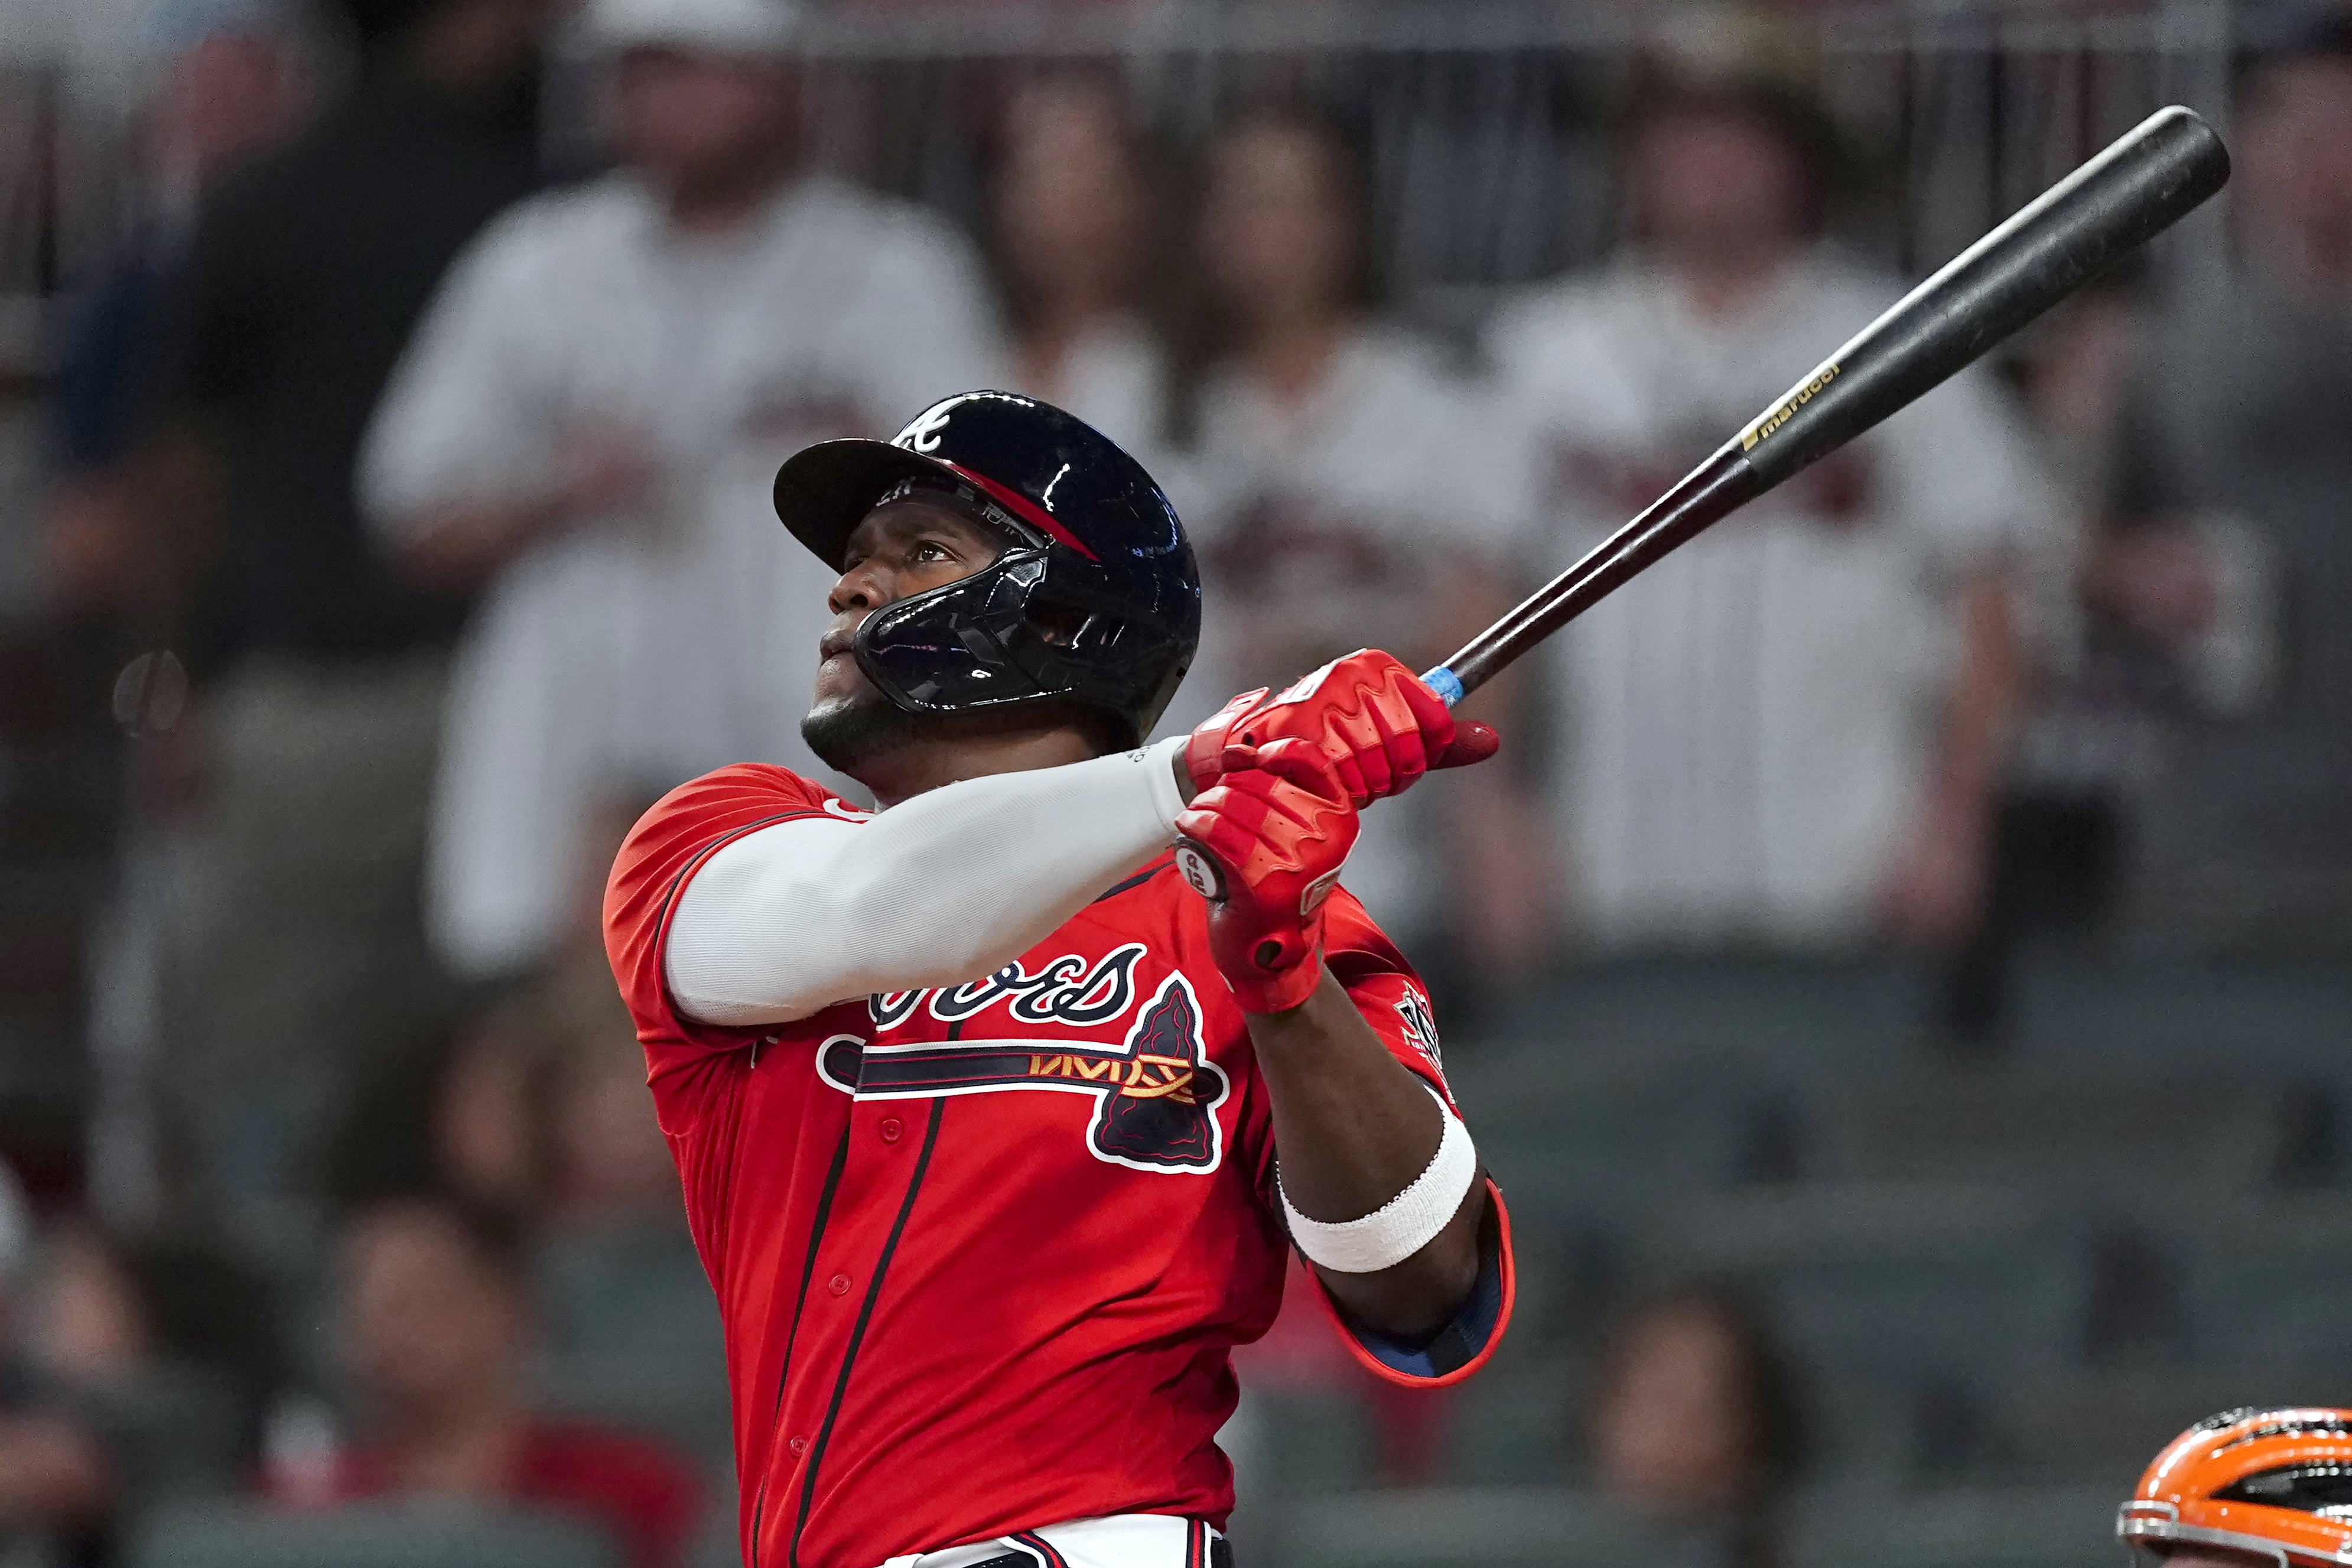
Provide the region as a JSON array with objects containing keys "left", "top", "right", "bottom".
[{"left": 1422, "top": 666, "right": 1465, "bottom": 707}]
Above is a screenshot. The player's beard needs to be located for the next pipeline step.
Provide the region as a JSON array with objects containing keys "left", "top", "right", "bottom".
[{"left": 801, "top": 687, "right": 932, "bottom": 776}]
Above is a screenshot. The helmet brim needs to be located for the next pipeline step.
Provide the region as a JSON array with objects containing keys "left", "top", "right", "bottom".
[{"left": 772, "top": 439, "right": 971, "bottom": 572}]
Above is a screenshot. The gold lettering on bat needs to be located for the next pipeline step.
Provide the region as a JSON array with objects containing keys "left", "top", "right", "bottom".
[{"left": 1739, "top": 362, "right": 1840, "bottom": 451}]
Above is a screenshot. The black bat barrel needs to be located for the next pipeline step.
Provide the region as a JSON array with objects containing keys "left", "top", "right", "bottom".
[
  {"left": 1738, "top": 105, "right": 2230, "bottom": 488},
  {"left": 1426, "top": 105, "right": 2230, "bottom": 706}
]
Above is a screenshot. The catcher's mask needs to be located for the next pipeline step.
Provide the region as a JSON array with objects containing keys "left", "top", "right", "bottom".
[{"left": 2120, "top": 1408, "right": 2352, "bottom": 1567}]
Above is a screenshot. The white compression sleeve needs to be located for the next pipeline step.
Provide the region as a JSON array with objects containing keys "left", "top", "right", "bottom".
[{"left": 665, "top": 739, "right": 1190, "bottom": 1026}]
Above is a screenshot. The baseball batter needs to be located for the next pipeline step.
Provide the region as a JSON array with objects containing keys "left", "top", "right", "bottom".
[{"left": 604, "top": 392, "right": 1515, "bottom": 1568}]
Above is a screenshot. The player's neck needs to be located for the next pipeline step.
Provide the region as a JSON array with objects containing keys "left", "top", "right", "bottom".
[{"left": 857, "top": 726, "right": 1101, "bottom": 810}]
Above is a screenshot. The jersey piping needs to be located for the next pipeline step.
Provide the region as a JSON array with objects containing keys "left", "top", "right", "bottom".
[
  {"left": 748, "top": 1120, "right": 852, "bottom": 1568},
  {"left": 788, "top": 1097, "right": 948, "bottom": 1567}
]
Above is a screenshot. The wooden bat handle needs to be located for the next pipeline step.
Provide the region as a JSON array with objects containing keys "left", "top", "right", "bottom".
[{"left": 1423, "top": 445, "right": 1762, "bottom": 705}]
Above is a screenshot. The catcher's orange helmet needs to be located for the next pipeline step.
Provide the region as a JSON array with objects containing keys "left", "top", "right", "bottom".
[{"left": 2120, "top": 1408, "right": 2352, "bottom": 1566}]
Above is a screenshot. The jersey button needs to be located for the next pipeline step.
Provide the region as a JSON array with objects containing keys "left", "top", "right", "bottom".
[
  {"left": 879, "top": 1117, "right": 902, "bottom": 1144},
  {"left": 828, "top": 1273, "right": 851, "bottom": 1296},
  {"left": 788, "top": 1436, "right": 806, "bottom": 1456}
]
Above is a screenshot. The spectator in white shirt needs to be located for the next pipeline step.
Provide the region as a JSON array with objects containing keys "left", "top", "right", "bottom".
[
  {"left": 987, "top": 76, "right": 1173, "bottom": 469},
  {"left": 1173, "top": 105, "right": 1536, "bottom": 969},
  {"left": 361, "top": 0, "right": 1006, "bottom": 979},
  {"left": 1486, "top": 75, "right": 2058, "bottom": 954}
]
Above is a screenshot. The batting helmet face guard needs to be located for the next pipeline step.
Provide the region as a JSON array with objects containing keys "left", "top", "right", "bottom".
[
  {"left": 772, "top": 391, "right": 1201, "bottom": 750},
  {"left": 2120, "top": 1409, "right": 2352, "bottom": 1567}
]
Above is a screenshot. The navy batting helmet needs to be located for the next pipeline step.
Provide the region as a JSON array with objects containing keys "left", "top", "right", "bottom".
[{"left": 772, "top": 391, "right": 1201, "bottom": 749}]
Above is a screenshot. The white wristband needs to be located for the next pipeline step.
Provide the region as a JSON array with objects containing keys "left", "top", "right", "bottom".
[{"left": 1279, "top": 1085, "right": 1478, "bottom": 1274}]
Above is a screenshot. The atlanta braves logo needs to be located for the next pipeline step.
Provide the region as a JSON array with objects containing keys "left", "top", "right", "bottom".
[
  {"left": 868, "top": 943, "right": 1147, "bottom": 1032},
  {"left": 897, "top": 404, "right": 955, "bottom": 453},
  {"left": 820, "top": 974, "right": 1229, "bottom": 1172}
]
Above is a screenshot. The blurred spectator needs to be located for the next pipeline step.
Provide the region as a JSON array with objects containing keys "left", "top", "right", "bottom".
[
  {"left": 25, "top": 1225, "right": 276, "bottom": 1510},
  {"left": 327, "top": 962, "right": 676, "bottom": 1227},
  {"left": 1173, "top": 105, "right": 1537, "bottom": 968},
  {"left": 42, "top": 0, "right": 311, "bottom": 619},
  {"left": 1583, "top": 1286, "right": 1800, "bottom": 1568},
  {"left": 1487, "top": 72, "right": 2057, "bottom": 955},
  {"left": 533, "top": 965, "right": 679, "bottom": 1225},
  {"left": 988, "top": 76, "right": 1172, "bottom": 461},
  {"left": 136, "top": 0, "right": 560, "bottom": 1240},
  {"left": 1932, "top": 274, "right": 2156, "bottom": 1043},
  {"left": 2094, "top": 15, "right": 2352, "bottom": 952},
  {"left": 0, "top": 1166, "right": 115, "bottom": 1563},
  {"left": 361, "top": 0, "right": 1006, "bottom": 981},
  {"left": 271, "top": 1193, "right": 702, "bottom": 1568}
]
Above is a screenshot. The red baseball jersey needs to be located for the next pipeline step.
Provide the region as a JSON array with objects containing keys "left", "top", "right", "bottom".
[{"left": 604, "top": 763, "right": 1515, "bottom": 1568}]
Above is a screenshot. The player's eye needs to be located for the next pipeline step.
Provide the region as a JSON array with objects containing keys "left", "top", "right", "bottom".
[{"left": 910, "top": 539, "right": 955, "bottom": 565}]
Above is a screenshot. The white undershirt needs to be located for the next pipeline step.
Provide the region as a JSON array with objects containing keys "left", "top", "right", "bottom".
[{"left": 665, "top": 739, "right": 1190, "bottom": 1026}]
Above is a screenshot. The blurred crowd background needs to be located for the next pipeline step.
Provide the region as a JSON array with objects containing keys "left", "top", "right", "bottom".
[{"left": 0, "top": 0, "right": 2348, "bottom": 1563}]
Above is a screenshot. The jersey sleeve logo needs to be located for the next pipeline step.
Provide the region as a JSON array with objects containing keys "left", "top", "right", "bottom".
[
  {"left": 818, "top": 973, "right": 1229, "bottom": 1174},
  {"left": 1394, "top": 984, "right": 1443, "bottom": 1077}
]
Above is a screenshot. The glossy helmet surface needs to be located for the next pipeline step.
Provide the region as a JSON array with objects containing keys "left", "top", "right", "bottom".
[
  {"left": 772, "top": 391, "right": 1201, "bottom": 750},
  {"left": 2119, "top": 1408, "right": 2352, "bottom": 1567}
]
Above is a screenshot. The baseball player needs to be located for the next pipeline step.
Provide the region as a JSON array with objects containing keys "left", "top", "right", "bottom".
[
  {"left": 604, "top": 391, "right": 1515, "bottom": 1567},
  {"left": 2119, "top": 1407, "right": 2352, "bottom": 1567}
]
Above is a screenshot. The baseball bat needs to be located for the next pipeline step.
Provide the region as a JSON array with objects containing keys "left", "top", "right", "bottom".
[{"left": 1421, "top": 103, "right": 2229, "bottom": 707}]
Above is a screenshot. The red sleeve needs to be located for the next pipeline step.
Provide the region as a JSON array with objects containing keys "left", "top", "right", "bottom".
[
  {"left": 1293, "top": 891, "right": 1518, "bottom": 1389},
  {"left": 602, "top": 763, "right": 849, "bottom": 1060}
]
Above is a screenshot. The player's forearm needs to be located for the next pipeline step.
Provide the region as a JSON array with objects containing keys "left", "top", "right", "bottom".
[
  {"left": 666, "top": 740, "right": 1188, "bottom": 1025},
  {"left": 1248, "top": 969, "right": 1486, "bottom": 1340}
]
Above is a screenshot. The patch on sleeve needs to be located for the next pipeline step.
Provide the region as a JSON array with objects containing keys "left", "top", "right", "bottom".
[{"left": 1394, "top": 984, "right": 1443, "bottom": 1078}]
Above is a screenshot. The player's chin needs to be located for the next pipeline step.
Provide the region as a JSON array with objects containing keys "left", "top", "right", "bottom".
[{"left": 801, "top": 688, "right": 923, "bottom": 775}]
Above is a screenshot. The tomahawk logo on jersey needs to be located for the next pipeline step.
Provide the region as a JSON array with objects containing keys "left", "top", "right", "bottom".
[{"left": 606, "top": 762, "right": 1514, "bottom": 1568}]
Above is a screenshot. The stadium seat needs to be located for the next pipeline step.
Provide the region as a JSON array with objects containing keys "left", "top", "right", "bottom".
[
  {"left": 88, "top": 1363, "right": 253, "bottom": 1505},
  {"left": 1481, "top": 956, "right": 1935, "bottom": 1076},
  {"left": 1782, "top": 1485, "right": 2123, "bottom": 1568},
  {"left": 1966, "top": 1365, "right": 2346, "bottom": 1489},
  {"left": 2173, "top": 1197, "right": 2352, "bottom": 1368},
  {"left": 533, "top": 1221, "right": 732, "bottom": 1467},
  {"left": 1801, "top": 1066, "right": 2299, "bottom": 1191},
  {"left": 1246, "top": 1388, "right": 1381, "bottom": 1498},
  {"left": 124, "top": 1499, "right": 623, "bottom": 1568},
  {"left": 1446, "top": 1052, "right": 1780, "bottom": 1221},
  {"left": 1281, "top": 1486, "right": 1733, "bottom": 1568},
  {"left": 1441, "top": 1348, "right": 1579, "bottom": 1486},
  {"left": 1622, "top": 1184, "right": 2094, "bottom": 1379}
]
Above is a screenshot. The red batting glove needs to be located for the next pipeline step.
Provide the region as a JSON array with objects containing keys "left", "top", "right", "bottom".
[
  {"left": 1184, "top": 649, "right": 1501, "bottom": 809},
  {"left": 1173, "top": 738, "right": 1359, "bottom": 1014}
]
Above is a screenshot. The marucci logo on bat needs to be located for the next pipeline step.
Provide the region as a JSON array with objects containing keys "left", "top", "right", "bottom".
[{"left": 1739, "top": 362, "right": 1840, "bottom": 450}]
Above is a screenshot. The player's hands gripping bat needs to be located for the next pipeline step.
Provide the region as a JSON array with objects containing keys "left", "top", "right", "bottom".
[
  {"left": 1185, "top": 650, "right": 1501, "bottom": 806},
  {"left": 1174, "top": 738, "right": 1359, "bottom": 1013},
  {"left": 1420, "top": 103, "right": 2231, "bottom": 708}
]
